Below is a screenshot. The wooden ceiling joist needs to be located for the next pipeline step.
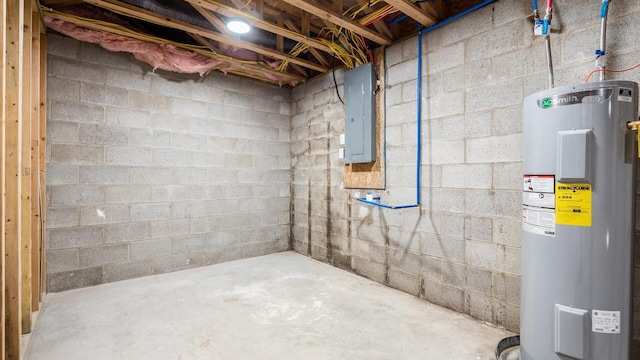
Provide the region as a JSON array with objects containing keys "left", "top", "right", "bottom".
[
  {"left": 279, "top": 0, "right": 391, "bottom": 45},
  {"left": 281, "top": 15, "right": 329, "bottom": 67},
  {"left": 384, "top": 0, "right": 436, "bottom": 27},
  {"left": 182, "top": 0, "right": 333, "bottom": 54},
  {"left": 190, "top": 3, "right": 231, "bottom": 35},
  {"left": 80, "top": 0, "right": 329, "bottom": 73},
  {"left": 42, "top": 9, "right": 307, "bottom": 85}
]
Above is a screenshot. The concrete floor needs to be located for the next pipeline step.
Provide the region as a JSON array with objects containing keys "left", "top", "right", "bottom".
[{"left": 25, "top": 252, "right": 513, "bottom": 360}]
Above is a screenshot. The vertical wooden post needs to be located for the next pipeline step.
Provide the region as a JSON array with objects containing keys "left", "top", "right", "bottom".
[
  {"left": 39, "top": 32, "right": 47, "bottom": 296},
  {"left": 4, "top": 0, "right": 24, "bottom": 356},
  {"left": 30, "top": 8, "right": 41, "bottom": 314},
  {"left": 20, "top": 0, "right": 33, "bottom": 334},
  {"left": 0, "top": 0, "right": 6, "bottom": 357}
]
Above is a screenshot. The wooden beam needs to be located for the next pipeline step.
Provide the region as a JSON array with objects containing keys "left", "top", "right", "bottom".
[
  {"left": 189, "top": 3, "right": 230, "bottom": 35},
  {"left": 331, "top": 0, "right": 342, "bottom": 13},
  {"left": 30, "top": 9, "right": 41, "bottom": 313},
  {"left": 20, "top": 0, "right": 32, "bottom": 334},
  {"left": 279, "top": 0, "right": 391, "bottom": 45},
  {"left": 0, "top": 0, "right": 6, "bottom": 355},
  {"left": 183, "top": 0, "right": 332, "bottom": 54},
  {"left": 81, "top": 0, "right": 328, "bottom": 72},
  {"left": 282, "top": 16, "right": 329, "bottom": 67},
  {"left": 38, "top": 35, "right": 47, "bottom": 296},
  {"left": 383, "top": 0, "right": 436, "bottom": 27},
  {"left": 361, "top": 6, "right": 393, "bottom": 39},
  {"left": 276, "top": 16, "right": 284, "bottom": 53},
  {"left": 262, "top": 5, "right": 323, "bottom": 34},
  {"left": 43, "top": 10, "right": 307, "bottom": 85},
  {"left": 5, "top": 0, "right": 24, "bottom": 357}
]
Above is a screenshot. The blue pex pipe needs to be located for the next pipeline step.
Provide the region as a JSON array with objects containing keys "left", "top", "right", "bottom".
[
  {"left": 533, "top": 0, "right": 538, "bottom": 12},
  {"left": 358, "top": 0, "right": 495, "bottom": 210},
  {"left": 600, "top": 0, "right": 609, "bottom": 18}
]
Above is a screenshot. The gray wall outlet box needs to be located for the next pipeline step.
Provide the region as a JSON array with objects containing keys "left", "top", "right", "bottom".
[{"left": 344, "top": 63, "right": 376, "bottom": 164}]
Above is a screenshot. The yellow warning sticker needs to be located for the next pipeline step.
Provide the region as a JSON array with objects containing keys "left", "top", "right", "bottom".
[{"left": 555, "top": 183, "right": 592, "bottom": 226}]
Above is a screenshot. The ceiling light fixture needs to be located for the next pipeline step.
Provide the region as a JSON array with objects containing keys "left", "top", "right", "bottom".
[{"left": 226, "top": 18, "right": 251, "bottom": 34}]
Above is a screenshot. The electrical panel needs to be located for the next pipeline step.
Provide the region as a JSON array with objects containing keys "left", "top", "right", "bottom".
[{"left": 344, "top": 63, "right": 376, "bottom": 164}]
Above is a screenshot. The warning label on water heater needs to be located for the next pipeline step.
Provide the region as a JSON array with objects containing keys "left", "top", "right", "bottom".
[
  {"left": 522, "top": 175, "right": 555, "bottom": 237},
  {"left": 555, "top": 183, "right": 592, "bottom": 226},
  {"left": 592, "top": 310, "right": 621, "bottom": 334}
]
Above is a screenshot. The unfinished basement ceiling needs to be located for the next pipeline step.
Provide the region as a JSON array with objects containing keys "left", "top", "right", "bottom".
[{"left": 40, "top": 0, "right": 489, "bottom": 86}]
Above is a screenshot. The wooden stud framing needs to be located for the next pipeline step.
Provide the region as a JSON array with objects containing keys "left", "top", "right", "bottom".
[
  {"left": 20, "top": 0, "right": 32, "bottom": 334},
  {"left": 39, "top": 34, "right": 47, "bottom": 297},
  {"left": 30, "top": 8, "right": 41, "bottom": 314},
  {"left": 4, "top": 0, "right": 24, "bottom": 357},
  {"left": 0, "top": 0, "right": 6, "bottom": 355}
]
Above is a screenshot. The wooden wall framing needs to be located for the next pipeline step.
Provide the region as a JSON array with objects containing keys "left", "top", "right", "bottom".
[{"left": 2, "top": 0, "right": 47, "bottom": 358}]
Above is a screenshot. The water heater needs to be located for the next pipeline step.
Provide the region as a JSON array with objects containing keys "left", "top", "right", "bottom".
[{"left": 521, "top": 80, "right": 638, "bottom": 359}]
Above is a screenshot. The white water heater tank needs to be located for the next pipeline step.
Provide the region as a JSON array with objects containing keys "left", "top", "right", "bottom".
[{"left": 521, "top": 80, "right": 638, "bottom": 360}]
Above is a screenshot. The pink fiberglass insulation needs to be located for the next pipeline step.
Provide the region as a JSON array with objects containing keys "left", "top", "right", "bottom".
[{"left": 44, "top": 16, "right": 300, "bottom": 86}]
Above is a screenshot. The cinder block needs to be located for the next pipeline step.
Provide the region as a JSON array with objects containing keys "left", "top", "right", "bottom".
[
  {"left": 152, "top": 148, "right": 193, "bottom": 167},
  {"left": 80, "top": 83, "right": 129, "bottom": 107},
  {"left": 106, "top": 185, "right": 152, "bottom": 204},
  {"left": 48, "top": 164, "right": 79, "bottom": 185},
  {"left": 106, "top": 146, "right": 151, "bottom": 165},
  {"left": 80, "top": 205, "right": 130, "bottom": 225},
  {"left": 423, "top": 279, "right": 465, "bottom": 313},
  {"left": 50, "top": 101, "right": 105, "bottom": 124},
  {"left": 130, "top": 203, "right": 171, "bottom": 221},
  {"left": 427, "top": 91, "right": 465, "bottom": 119},
  {"left": 173, "top": 168, "right": 208, "bottom": 184},
  {"left": 466, "top": 266, "right": 492, "bottom": 296},
  {"left": 493, "top": 162, "right": 522, "bottom": 190},
  {"left": 442, "top": 261, "right": 465, "bottom": 288},
  {"left": 430, "top": 188, "right": 464, "bottom": 213},
  {"left": 464, "top": 215, "right": 492, "bottom": 242},
  {"left": 464, "top": 58, "right": 492, "bottom": 88},
  {"left": 421, "top": 233, "right": 465, "bottom": 263},
  {"left": 79, "top": 244, "right": 128, "bottom": 267},
  {"left": 498, "top": 245, "right": 521, "bottom": 275},
  {"left": 151, "top": 219, "right": 190, "bottom": 238},
  {"left": 151, "top": 77, "right": 192, "bottom": 99},
  {"left": 50, "top": 57, "right": 105, "bottom": 84},
  {"left": 421, "top": 256, "right": 442, "bottom": 281},
  {"left": 466, "top": 134, "right": 522, "bottom": 163},
  {"left": 426, "top": 42, "right": 464, "bottom": 75},
  {"left": 150, "top": 253, "right": 198, "bottom": 274},
  {"left": 441, "top": 164, "right": 465, "bottom": 188},
  {"left": 172, "top": 234, "right": 210, "bottom": 254},
  {"left": 79, "top": 124, "right": 128, "bottom": 146},
  {"left": 130, "top": 129, "right": 171, "bottom": 148},
  {"left": 387, "top": 58, "right": 419, "bottom": 86},
  {"left": 443, "top": 67, "right": 465, "bottom": 93},
  {"left": 47, "top": 34, "right": 80, "bottom": 59},
  {"left": 388, "top": 269, "right": 422, "bottom": 296},
  {"left": 493, "top": 217, "right": 521, "bottom": 247},
  {"left": 47, "top": 207, "right": 80, "bottom": 228},
  {"left": 439, "top": 213, "right": 464, "bottom": 238},
  {"left": 128, "top": 91, "right": 169, "bottom": 112},
  {"left": 130, "top": 238, "right": 172, "bottom": 260},
  {"left": 79, "top": 41, "right": 132, "bottom": 69},
  {"left": 51, "top": 144, "right": 104, "bottom": 165},
  {"left": 495, "top": 191, "right": 520, "bottom": 218},
  {"left": 46, "top": 248, "right": 79, "bottom": 273},
  {"left": 105, "top": 68, "right": 152, "bottom": 92},
  {"left": 388, "top": 249, "right": 422, "bottom": 275},
  {"left": 466, "top": 19, "right": 524, "bottom": 62},
  {"left": 47, "top": 77, "right": 80, "bottom": 101},
  {"left": 105, "top": 222, "right": 150, "bottom": 243},
  {"left": 104, "top": 260, "right": 150, "bottom": 283},
  {"left": 79, "top": 166, "right": 129, "bottom": 185},
  {"left": 49, "top": 226, "right": 104, "bottom": 249},
  {"left": 466, "top": 240, "right": 498, "bottom": 271},
  {"left": 464, "top": 111, "right": 492, "bottom": 139},
  {"left": 224, "top": 90, "right": 253, "bottom": 109},
  {"left": 105, "top": 108, "right": 150, "bottom": 128},
  {"left": 50, "top": 185, "right": 104, "bottom": 206},
  {"left": 129, "top": 167, "right": 172, "bottom": 185},
  {"left": 47, "top": 266, "right": 103, "bottom": 292},
  {"left": 466, "top": 292, "right": 493, "bottom": 323},
  {"left": 47, "top": 121, "right": 80, "bottom": 144}
]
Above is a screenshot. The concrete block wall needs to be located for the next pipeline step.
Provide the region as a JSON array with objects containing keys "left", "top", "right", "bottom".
[
  {"left": 290, "top": 0, "right": 640, "bottom": 342},
  {"left": 46, "top": 34, "right": 291, "bottom": 292}
]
